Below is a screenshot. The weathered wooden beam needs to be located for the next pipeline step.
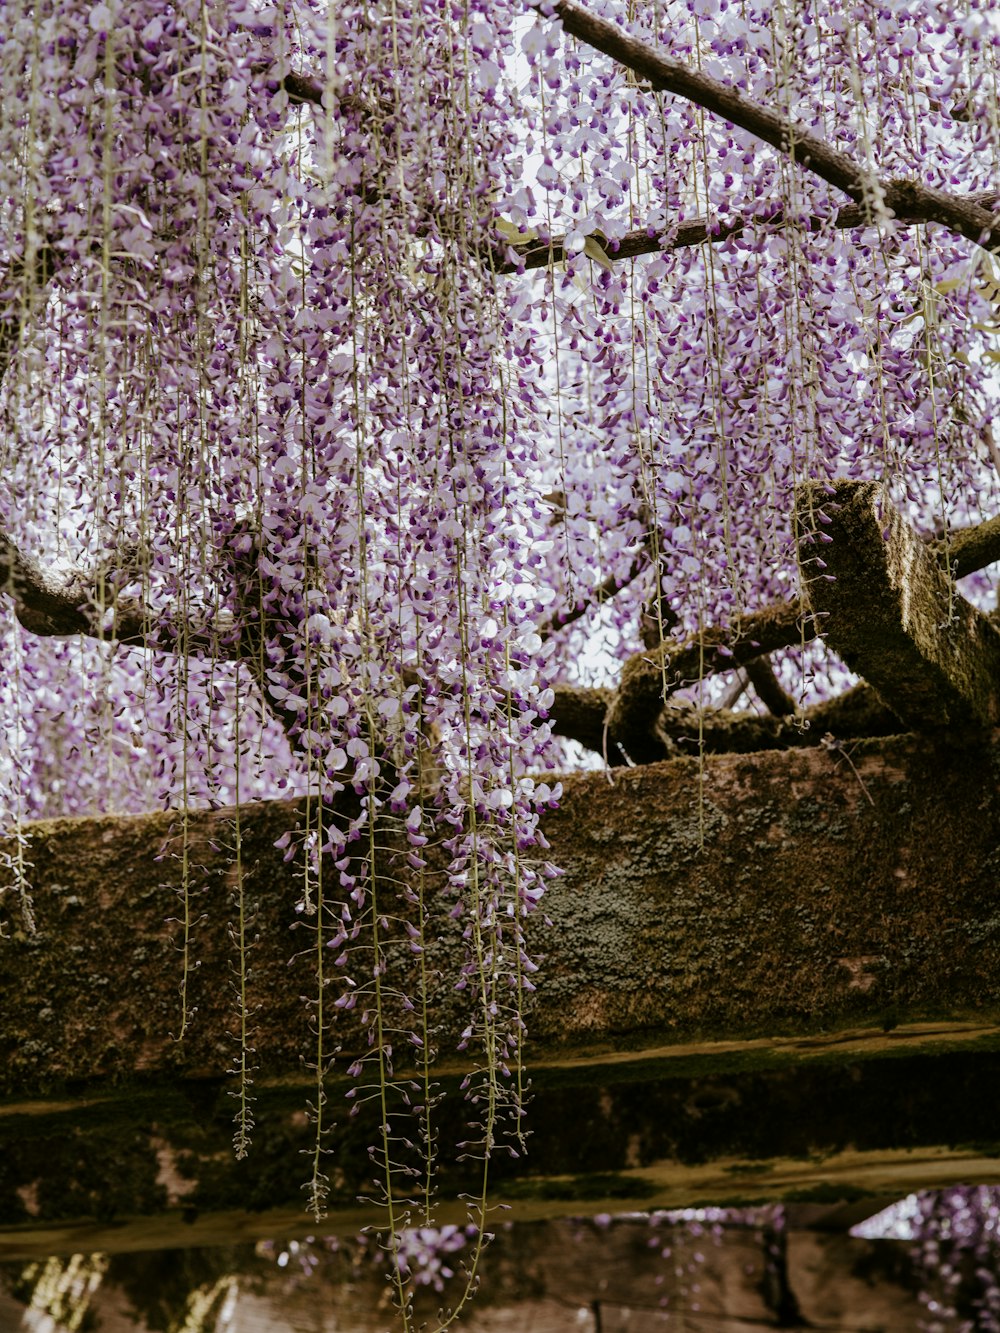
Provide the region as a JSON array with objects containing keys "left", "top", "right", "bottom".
[
  {"left": 2, "top": 732, "right": 1000, "bottom": 1249},
  {"left": 4, "top": 1028, "right": 1000, "bottom": 1258},
  {"left": 796, "top": 479, "right": 1000, "bottom": 731}
]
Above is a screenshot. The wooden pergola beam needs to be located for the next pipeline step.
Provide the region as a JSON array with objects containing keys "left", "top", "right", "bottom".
[{"left": 2, "top": 730, "right": 1000, "bottom": 1250}]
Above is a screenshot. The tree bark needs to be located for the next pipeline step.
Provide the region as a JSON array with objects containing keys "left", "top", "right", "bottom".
[{"left": 797, "top": 480, "right": 1000, "bottom": 731}]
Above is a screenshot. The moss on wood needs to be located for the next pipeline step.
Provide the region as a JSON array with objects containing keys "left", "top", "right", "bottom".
[
  {"left": 3, "top": 732, "right": 1000, "bottom": 1239},
  {"left": 797, "top": 479, "right": 1000, "bottom": 731}
]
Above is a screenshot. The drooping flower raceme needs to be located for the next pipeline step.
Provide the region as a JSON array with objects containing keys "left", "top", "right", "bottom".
[{"left": 1, "top": 0, "right": 998, "bottom": 1315}]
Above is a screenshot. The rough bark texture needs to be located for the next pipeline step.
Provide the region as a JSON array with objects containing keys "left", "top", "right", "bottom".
[
  {"left": 605, "top": 599, "right": 812, "bottom": 762},
  {"left": 549, "top": 490, "right": 1000, "bottom": 767},
  {"left": 549, "top": 683, "right": 616, "bottom": 757},
  {"left": 797, "top": 479, "right": 1000, "bottom": 731},
  {"left": 652, "top": 683, "right": 901, "bottom": 754},
  {"left": 933, "top": 510, "right": 1000, "bottom": 581},
  {"left": 3, "top": 732, "right": 1000, "bottom": 1248}
]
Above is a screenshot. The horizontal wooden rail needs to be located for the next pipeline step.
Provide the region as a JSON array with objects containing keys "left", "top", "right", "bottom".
[{"left": 2, "top": 732, "right": 1000, "bottom": 1249}]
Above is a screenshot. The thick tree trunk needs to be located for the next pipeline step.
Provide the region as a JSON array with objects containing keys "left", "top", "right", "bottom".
[
  {"left": 796, "top": 480, "right": 1000, "bottom": 730},
  {"left": 2, "top": 731, "right": 1000, "bottom": 1253}
]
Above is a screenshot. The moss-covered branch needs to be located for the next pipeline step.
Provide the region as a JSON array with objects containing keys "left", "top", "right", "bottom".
[
  {"left": 932, "top": 512, "right": 1000, "bottom": 580},
  {"left": 550, "top": 680, "right": 900, "bottom": 760},
  {"left": 745, "top": 656, "right": 797, "bottom": 717},
  {"left": 583, "top": 499, "right": 1000, "bottom": 764},
  {"left": 604, "top": 599, "right": 813, "bottom": 763},
  {"left": 797, "top": 480, "right": 1000, "bottom": 733},
  {"left": 549, "top": 683, "right": 619, "bottom": 758},
  {"left": 655, "top": 683, "right": 901, "bottom": 754}
]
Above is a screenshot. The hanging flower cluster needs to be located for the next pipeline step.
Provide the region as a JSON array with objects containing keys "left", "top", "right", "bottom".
[
  {"left": 511, "top": 0, "right": 1000, "bottom": 685},
  {"left": 1, "top": 0, "right": 999, "bottom": 1317}
]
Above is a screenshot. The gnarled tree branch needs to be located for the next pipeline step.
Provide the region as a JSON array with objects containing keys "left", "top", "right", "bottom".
[
  {"left": 539, "top": 547, "right": 649, "bottom": 641},
  {"left": 497, "top": 191, "right": 1000, "bottom": 274},
  {"left": 548, "top": 683, "right": 618, "bottom": 759},
  {"left": 605, "top": 598, "right": 815, "bottom": 763},
  {"left": 258, "top": 53, "right": 1000, "bottom": 277},
  {"left": 654, "top": 683, "right": 900, "bottom": 755},
  {"left": 797, "top": 480, "right": 1000, "bottom": 732},
  {"left": 588, "top": 499, "right": 1000, "bottom": 764},
  {"left": 548, "top": 678, "right": 901, "bottom": 760},
  {"left": 931, "top": 511, "right": 1000, "bottom": 580},
  {"left": 745, "top": 656, "right": 797, "bottom": 717},
  {"left": 543, "top": 0, "right": 1000, "bottom": 253},
  {"left": 547, "top": 0, "right": 872, "bottom": 201},
  {"left": 0, "top": 535, "right": 151, "bottom": 646}
]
